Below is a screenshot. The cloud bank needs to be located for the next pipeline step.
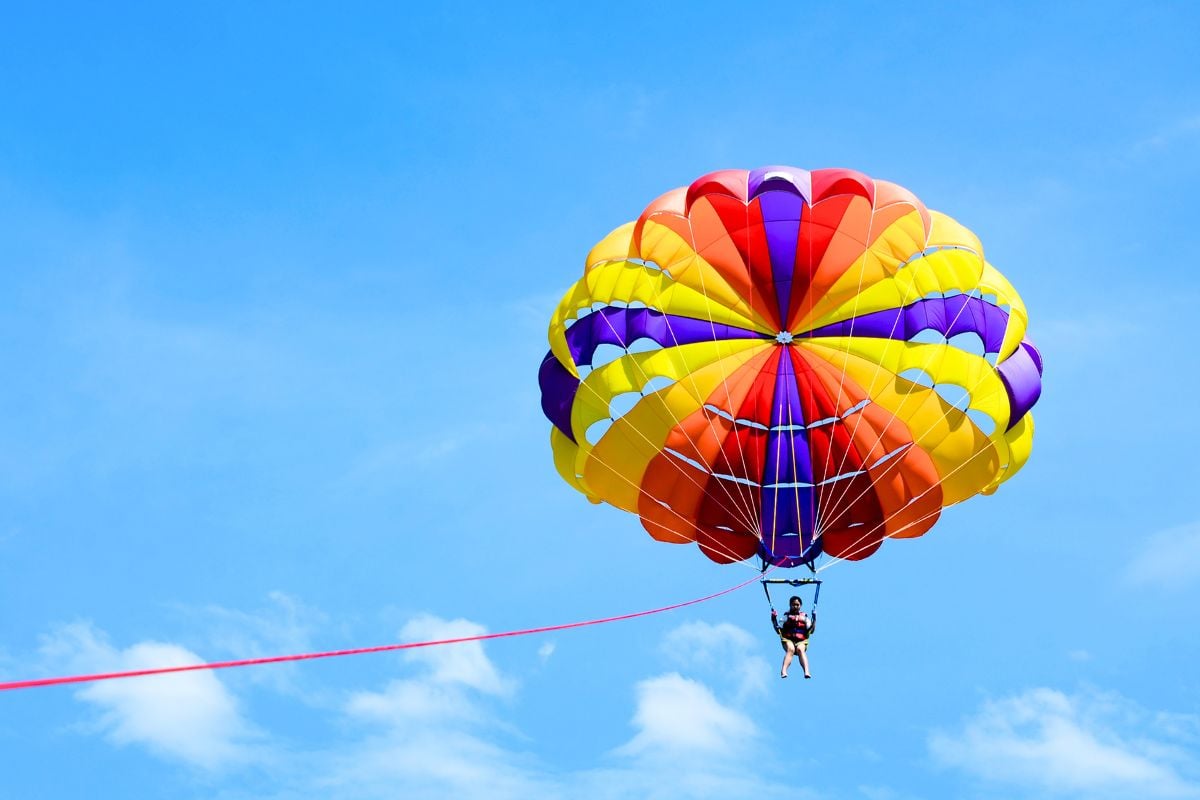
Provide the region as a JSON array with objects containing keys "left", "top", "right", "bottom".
[{"left": 930, "top": 687, "right": 1200, "bottom": 798}]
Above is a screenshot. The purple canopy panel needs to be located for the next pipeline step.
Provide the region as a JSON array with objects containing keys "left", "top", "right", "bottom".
[
  {"left": 748, "top": 166, "right": 812, "bottom": 203},
  {"left": 997, "top": 340, "right": 1043, "bottom": 430},
  {"left": 757, "top": 190, "right": 805, "bottom": 328},
  {"left": 806, "top": 296, "right": 1009, "bottom": 354},
  {"left": 564, "top": 307, "right": 767, "bottom": 367},
  {"left": 1021, "top": 338, "right": 1044, "bottom": 374},
  {"left": 538, "top": 351, "right": 580, "bottom": 442}
]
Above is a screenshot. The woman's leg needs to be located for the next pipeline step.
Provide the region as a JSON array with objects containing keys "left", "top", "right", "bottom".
[{"left": 781, "top": 641, "right": 795, "bottom": 678}]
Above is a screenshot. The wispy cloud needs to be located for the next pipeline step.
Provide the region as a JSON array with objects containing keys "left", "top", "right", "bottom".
[
  {"left": 930, "top": 687, "right": 1200, "bottom": 798},
  {"left": 395, "top": 614, "right": 515, "bottom": 697},
  {"left": 326, "top": 614, "right": 551, "bottom": 800},
  {"left": 174, "top": 591, "right": 330, "bottom": 697},
  {"left": 39, "top": 622, "right": 259, "bottom": 770},
  {"left": 1136, "top": 115, "right": 1200, "bottom": 153},
  {"left": 1127, "top": 521, "right": 1200, "bottom": 590},
  {"left": 32, "top": 611, "right": 800, "bottom": 800},
  {"left": 660, "top": 620, "right": 770, "bottom": 700},
  {"left": 191, "top": 591, "right": 325, "bottom": 660},
  {"left": 583, "top": 622, "right": 797, "bottom": 800},
  {"left": 615, "top": 672, "right": 758, "bottom": 760},
  {"left": 266, "top": 617, "right": 794, "bottom": 800}
]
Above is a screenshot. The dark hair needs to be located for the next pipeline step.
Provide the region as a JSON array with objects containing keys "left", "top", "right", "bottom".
[{"left": 789, "top": 596, "right": 802, "bottom": 605}]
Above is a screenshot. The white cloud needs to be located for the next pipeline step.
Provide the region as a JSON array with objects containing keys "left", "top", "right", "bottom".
[
  {"left": 198, "top": 591, "right": 323, "bottom": 654},
  {"left": 31, "top": 611, "right": 797, "bottom": 800},
  {"left": 574, "top": 657, "right": 795, "bottom": 800},
  {"left": 318, "top": 727, "right": 559, "bottom": 800},
  {"left": 325, "top": 614, "right": 552, "bottom": 800},
  {"left": 537, "top": 642, "right": 556, "bottom": 662},
  {"left": 930, "top": 687, "right": 1200, "bottom": 798},
  {"left": 615, "top": 672, "right": 758, "bottom": 760},
  {"left": 396, "top": 614, "right": 514, "bottom": 696},
  {"left": 40, "top": 622, "right": 258, "bottom": 770},
  {"left": 660, "top": 620, "right": 769, "bottom": 700},
  {"left": 342, "top": 614, "right": 513, "bottom": 730},
  {"left": 565, "top": 620, "right": 804, "bottom": 800},
  {"left": 1127, "top": 522, "right": 1200, "bottom": 589},
  {"left": 264, "top": 616, "right": 793, "bottom": 800}
]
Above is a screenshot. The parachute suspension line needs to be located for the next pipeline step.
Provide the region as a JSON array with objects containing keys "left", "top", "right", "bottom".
[
  {"left": 813, "top": 330, "right": 1012, "bottom": 567},
  {"left": 785, "top": 382, "right": 808, "bottom": 562},
  {"left": 816, "top": 504, "right": 947, "bottom": 572},
  {"left": 564, "top": 436, "right": 760, "bottom": 569},
  {"left": 583, "top": 298, "right": 764, "bottom": 540},
  {"left": 815, "top": 383, "right": 1007, "bottom": 569},
  {"left": 0, "top": 569, "right": 766, "bottom": 694},
  {"left": 816, "top": 260, "right": 985, "bottom": 525},
  {"left": 655, "top": 259, "right": 764, "bottom": 538},
  {"left": 813, "top": 422, "right": 1010, "bottom": 572},
  {"left": 811, "top": 201, "right": 934, "bottom": 542},
  {"left": 770, "top": 392, "right": 785, "bottom": 560},
  {"left": 681, "top": 225, "right": 765, "bottom": 535},
  {"left": 738, "top": 197, "right": 769, "bottom": 537},
  {"left": 547, "top": 388, "right": 758, "bottom": 570},
  {"left": 810, "top": 179, "right": 883, "bottom": 543},
  {"left": 812, "top": 250, "right": 1000, "bottom": 558},
  {"left": 570, "top": 361, "right": 763, "bottom": 542}
]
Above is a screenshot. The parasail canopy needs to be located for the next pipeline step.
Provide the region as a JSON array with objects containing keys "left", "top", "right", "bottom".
[{"left": 539, "top": 166, "right": 1042, "bottom": 568}]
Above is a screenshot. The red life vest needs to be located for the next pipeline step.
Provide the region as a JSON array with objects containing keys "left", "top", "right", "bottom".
[{"left": 781, "top": 611, "right": 808, "bottom": 642}]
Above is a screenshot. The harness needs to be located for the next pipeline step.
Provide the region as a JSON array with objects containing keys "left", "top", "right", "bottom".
[{"left": 762, "top": 566, "right": 821, "bottom": 640}]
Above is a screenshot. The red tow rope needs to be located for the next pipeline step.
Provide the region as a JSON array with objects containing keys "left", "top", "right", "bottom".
[{"left": 0, "top": 571, "right": 763, "bottom": 693}]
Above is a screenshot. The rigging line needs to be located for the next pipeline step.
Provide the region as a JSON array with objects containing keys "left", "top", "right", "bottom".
[
  {"left": 808, "top": 285, "right": 913, "bottom": 538},
  {"left": 740, "top": 193, "right": 769, "bottom": 537},
  {"left": 784, "top": 368, "right": 810, "bottom": 560},
  {"left": 677, "top": 231, "right": 766, "bottom": 536},
  {"left": 809, "top": 364, "right": 1010, "bottom": 565},
  {"left": 566, "top": 438, "right": 762, "bottom": 570},
  {"left": 589, "top": 275, "right": 763, "bottom": 537},
  {"left": 802, "top": 190, "right": 839, "bottom": 554},
  {"left": 572, "top": 276, "right": 764, "bottom": 537},
  {"left": 806, "top": 184, "right": 883, "bottom": 537},
  {"left": 811, "top": 225, "right": 948, "bottom": 531},
  {"left": 0, "top": 571, "right": 766, "bottom": 694},
  {"left": 557, "top": 416, "right": 763, "bottom": 570},
  {"left": 815, "top": 250, "right": 989, "bottom": 522},
  {"left": 812, "top": 387, "right": 1012, "bottom": 571},
  {"left": 814, "top": 503, "right": 946, "bottom": 572},
  {"left": 808, "top": 331, "right": 1011, "bottom": 562},
  {"left": 769, "top": 392, "right": 784, "bottom": 559},
  {"left": 815, "top": 253, "right": 993, "bottom": 537},
  {"left": 814, "top": 488, "right": 961, "bottom": 572},
  {"left": 569, "top": 348, "right": 763, "bottom": 538},
  {"left": 634, "top": 221, "right": 770, "bottom": 534}
]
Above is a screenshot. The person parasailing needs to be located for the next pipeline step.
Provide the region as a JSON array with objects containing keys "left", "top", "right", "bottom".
[{"left": 771, "top": 595, "right": 812, "bottom": 679}]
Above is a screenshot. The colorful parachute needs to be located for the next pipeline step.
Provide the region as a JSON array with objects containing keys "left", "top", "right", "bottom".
[{"left": 538, "top": 167, "right": 1042, "bottom": 568}]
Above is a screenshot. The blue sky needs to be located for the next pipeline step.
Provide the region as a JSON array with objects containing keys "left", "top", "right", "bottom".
[{"left": 2, "top": 2, "right": 1199, "bottom": 798}]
